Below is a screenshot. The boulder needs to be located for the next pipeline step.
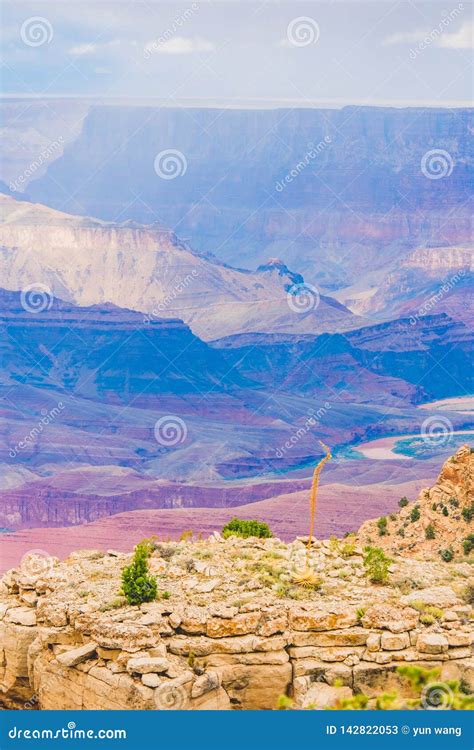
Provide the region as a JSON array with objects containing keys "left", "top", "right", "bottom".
[
  {"left": 126, "top": 657, "right": 170, "bottom": 674},
  {"left": 380, "top": 632, "right": 410, "bottom": 651},
  {"left": 417, "top": 633, "right": 449, "bottom": 654},
  {"left": 362, "top": 604, "right": 418, "bottom": 633},
  {"left": 5, "top": 607, "right": 36, "bottom": 627}
]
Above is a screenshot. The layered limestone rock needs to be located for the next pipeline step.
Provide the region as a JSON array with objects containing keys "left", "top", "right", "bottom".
[{"left": 1, "top": 529, "right": 472, "bottom": 710}]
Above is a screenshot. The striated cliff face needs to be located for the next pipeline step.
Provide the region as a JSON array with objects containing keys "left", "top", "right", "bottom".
[
  {"left": 26, "top": 105, "right": 474, "bottom": 288},
  {"left": 0, "top": 195, "right": 358, "bottom": 340},
  {"left": 0, "top": 450, "right": 472, "bottom": 711}
]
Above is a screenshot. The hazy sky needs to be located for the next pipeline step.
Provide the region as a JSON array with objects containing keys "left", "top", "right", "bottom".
[{"left": 1, "top": 1, "right": 473, "bottom": 106}]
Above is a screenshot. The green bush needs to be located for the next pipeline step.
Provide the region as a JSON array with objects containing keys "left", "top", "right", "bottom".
[
  {"left": 121, "top": 540, "right": 157, "bottom": 605},
  {"left": 439, "top": 547, "right": 454, "bottom": 563},
  {"left": 399, "top": 497, "right": 409, "bottom": 508},
  {"left": 462, "top": 533, "right": 474, "bottom": 555},
  {"left": 222, "top": 517, "right": 273, "bottom": 539},
  {"left": 442, "top": 506, "right": 449, "bottom": 517},
  {"left": 425, "top": 523, "right": 436, "bottom": 540},
  {"left": 377, "top": 517, "right": 388, "bottom": 536},
  {"left": 462, "top": 502, "right": 474, "bottom": 523},
  {"left": 363, "top": 546, "right": 392, "bottom": 584},
  {"left": 410, "top": 505, "right": 421, "bottom": 522}
]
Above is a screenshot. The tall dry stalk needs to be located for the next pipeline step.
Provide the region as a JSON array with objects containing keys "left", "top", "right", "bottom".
[{"left": 293, "top": 441, "right": 332, "bottom": 586}]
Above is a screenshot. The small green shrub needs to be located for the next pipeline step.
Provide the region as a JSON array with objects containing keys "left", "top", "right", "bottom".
[
  {"left": 425, "top": 523, "right": 436, "bottom": 540},
  {"left": 121, "top": 540, "right": 157, "bottom": 606},
  {"left": 356, "top": 606, "right": 367, "bottom": 623},
  {"left": 462, "top": 533, "right": 474, "bottom": 555},
  {"left": 410, "top": 505, "right": 420, "bottom": 522},
  {"left": 363, "top": 546, "right": 392, "bottom": 584},
  {"left": 425, "top": 606, "right": 443, "bottom": 620},
  {"left": 442, "top": 506, "right": 449, "bottom": 517},
  {"left": 222, "top": 517, "right": 273, "bottom": 539},
  {"left": 419, "top": 613, "right": 435, "bottom": 625},
  {"left": 462, "top": 502, "right": 474, "bottom": 523},
  {"left": 399, "top": 497, "right": 409, "bottom": 508},
  {"left": 449, "top": 497, "right": 459, "bottom": 508},
  {"left": 439, "top": 547, "right": 454, "bottom": 563},
  {"left": 377, "top": 516, "right": 388, "bottom": 536},
  {"left": 340, "top": 539, "right": 357, "bottom": 558}
]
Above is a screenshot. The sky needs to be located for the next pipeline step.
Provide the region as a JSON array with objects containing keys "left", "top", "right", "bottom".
[{"left": 1, "top": 0, "right": 473, "bottom": 106}]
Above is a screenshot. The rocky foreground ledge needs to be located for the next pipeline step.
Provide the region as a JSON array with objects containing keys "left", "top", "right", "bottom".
[
  {"left": 0, "top": 447, "right": 472, "bottom": 710},
  {"left": 1, "top": 537, "right": 473, "bottom": 710}
]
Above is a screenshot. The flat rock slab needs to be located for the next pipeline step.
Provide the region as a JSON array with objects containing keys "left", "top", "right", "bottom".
[{"left": 57, "top": 642, "right": 98, "bottom": 667}]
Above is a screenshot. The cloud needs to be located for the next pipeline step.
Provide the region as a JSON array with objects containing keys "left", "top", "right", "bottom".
[
  {"left": 145, "top": 36, "right": 215, "bottom": 56},
  {"left": 69, "top": 43, "right": 97, "bottom": 56},
  {"left": 383, "top": 20, "right": 472, "bottom": 50},
  {"left": 438, "top": 20, "right": 473, "bottom": 49},
  {"left": 68, "top": 39, "right": 122, "bottom": 56}
]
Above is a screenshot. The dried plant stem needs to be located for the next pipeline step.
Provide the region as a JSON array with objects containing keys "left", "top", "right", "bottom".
[{"left": 306, "top": 441, "right": 332, "bottom": 566}]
